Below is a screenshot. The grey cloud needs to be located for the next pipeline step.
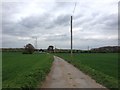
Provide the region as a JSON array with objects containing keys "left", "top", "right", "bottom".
[
  {"left": 19, "top": 12, "right": 53, "bottom": 28},
  {"left": 2, "top": 1, "right": 118, "bottom": 49},
  {"left": 74, "top": 14, "right": 84, "bottom": 20},
  {"left": 45, "top": 33, "right": 70, "bottom": 41},
  {"left": 55, "top": 2, "right": 73, "bottom": 7},
  {"left": 74, "top": 16, "right": 93, "bottom": 27},
  {"left": 2, "top": 2, "right": 77, "bottom": 39},
  {"left": 99, "top": 15, "right": 117, "bottom": 31},
  {"left": 2, "top": 34, "right": 27, "bottom": 48},
  {"left": 2, "top": 2, "right": 34, "bottom": 37},
  {"left": 91, "top": 14, "right": 117, "bottom": 29},
  {"left": 73, "top": 9, "right": 118, "bottom": 32},
  {"left": 19, "top": 16, "right": 44, "bottom": 29},
  {"left": 74, "top": 13, "right": 118, "bottom": 32},
  {"left": 73, "top": 12, "right": 99, "bottom": 27},
  {"left": 19, "top": 13, "right": 70, "bottom": 30},
  {"left": 2, "top": 21, "right": 31, "bottom": 36},
  {"left": 44, "top": 14, "right": 71, "bottom": 30},
  {"left": 55, "top": 2, "right": 74, "bottom": 10},
  {"left": 2, "top": 2, "right": 24, "bottom": 21},
  {"left": 53, "top": 14, "right": 70, "bottom": 26}
]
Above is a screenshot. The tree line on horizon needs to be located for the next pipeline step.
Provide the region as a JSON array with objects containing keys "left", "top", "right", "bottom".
[{"left": 1, "top": 43, "right": 120, "bottom": 53}]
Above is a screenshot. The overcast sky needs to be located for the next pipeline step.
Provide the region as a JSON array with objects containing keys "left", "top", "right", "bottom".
[{"left": 1, "top": 0, "right": 119, "bottom": 50}]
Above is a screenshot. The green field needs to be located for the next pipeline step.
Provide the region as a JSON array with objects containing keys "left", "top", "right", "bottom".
[
  {"left": 55, "top": 53, "right": 118, "bottom": 89},
  {"left": 2, "top": 52, "right": 119, "bottom": 89},
  {"left": 2, "top": 52, "right": 53, "bottom": 88}
]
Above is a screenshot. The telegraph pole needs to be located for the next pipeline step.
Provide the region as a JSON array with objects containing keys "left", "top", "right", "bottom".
[
  {"left": 88, "top": 46, "right": 89, "bottom": 53},
  {"left": 32, "top": 36, "right": 37, "bottom": 49},
  {"left": 71, "top": 16, "right": 73, "bottom": 58},
  {"left": 35, "top": 37, "right": 37, "bottom": 49},
  {"left": 70, "top": 2, "right": 77, "bottom": 60}
]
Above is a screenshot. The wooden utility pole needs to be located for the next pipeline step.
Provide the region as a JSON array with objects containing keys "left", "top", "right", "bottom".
[{"left": 71, "top": 16, "right": 73, "bottom": 57}]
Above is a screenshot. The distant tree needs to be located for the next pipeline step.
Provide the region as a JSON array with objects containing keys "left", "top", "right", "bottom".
[
  {"left": 23, "top": 43, "right": 35, "bottom": 54},
  {"left": 47, "top": 45, "right": 54, "bottom": 52},
  {"left": 39, "top": 49, "right": 44, "bottom": 52}
]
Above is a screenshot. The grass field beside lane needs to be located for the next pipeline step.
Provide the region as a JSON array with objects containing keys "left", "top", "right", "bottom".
[
  {"left": 55, "top": 53, "right": 118, "bottom": 89},
  {"left": 2, "top": 52, "right": 53, "bottom": 88}
]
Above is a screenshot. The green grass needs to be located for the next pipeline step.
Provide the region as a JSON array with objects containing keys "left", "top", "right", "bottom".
[
  {"left": 55, "top": 53, "right": 118, "bottom": 89},
  {"left": 2, "top": 52, "right": 53, "bottom": 88},
  {"left": 0, "top": 52, "right": 2, "bottom": 90}
]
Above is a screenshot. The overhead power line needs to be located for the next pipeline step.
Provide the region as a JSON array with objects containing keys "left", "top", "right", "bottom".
[{"left": 73, "top": 2, "right": 77, "bottom": 15}]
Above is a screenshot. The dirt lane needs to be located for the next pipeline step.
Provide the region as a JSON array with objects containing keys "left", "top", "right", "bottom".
[{"left": 41, "top": 56, "right": 107, "bottom": 88}]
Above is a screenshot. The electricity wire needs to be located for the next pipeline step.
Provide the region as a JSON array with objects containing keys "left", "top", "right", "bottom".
[{"left": 73, "top": 2, "right": 77, "bottom": 16}]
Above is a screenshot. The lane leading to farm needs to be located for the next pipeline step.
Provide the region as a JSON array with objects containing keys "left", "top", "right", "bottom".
[{"left": 41, "top": 56, "right": 106, "bottom": 88}]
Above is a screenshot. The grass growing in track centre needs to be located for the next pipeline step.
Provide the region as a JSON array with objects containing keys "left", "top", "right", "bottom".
[
  {"left": 2, "top": 52, "right": 53, "bottom": 88},
  {"left": 55, "top": 53, "right": 118, "bottom": 89}
]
